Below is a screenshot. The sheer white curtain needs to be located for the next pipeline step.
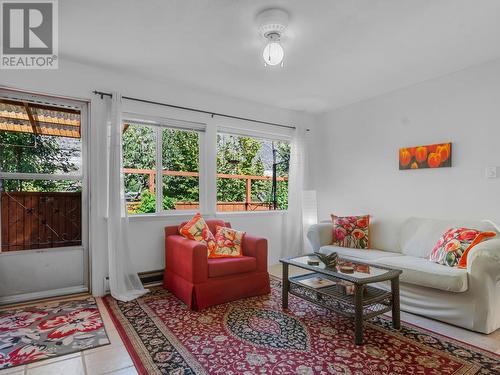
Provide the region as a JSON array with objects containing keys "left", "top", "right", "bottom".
[
  {"left": 107, "top": 92, "right": 148, "bottom": 302},
  {"left": 281, "top": 126, "right": 307, "bottom": 258}
]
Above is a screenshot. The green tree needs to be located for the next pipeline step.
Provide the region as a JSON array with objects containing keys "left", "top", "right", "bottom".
[
  {"left": 162, "top": 128, "right": 199, "bottom": 203},
  {"left": 122, "top": 126, "right": 290, "bottom": 212},
  {"left": 217, "top": 134, "right": 266, "bottom": 203},
  {"left": 0, "top": 131, "right": 80, "bottom": 192},
  {"left": 122, "top": 125, "right": 155, "bottom": 200}
]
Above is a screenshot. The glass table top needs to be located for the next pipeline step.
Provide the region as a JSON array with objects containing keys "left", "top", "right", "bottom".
[{"left": 281, "top": 254, "right": 401, "bottom": 283}]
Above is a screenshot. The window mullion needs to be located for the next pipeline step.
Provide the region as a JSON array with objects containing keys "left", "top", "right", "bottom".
[{"left": 155, "top": 127, "right": 163, "bottom": 213}]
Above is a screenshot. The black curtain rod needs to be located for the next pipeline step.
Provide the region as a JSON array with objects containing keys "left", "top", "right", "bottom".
[{"left": 92, "top": 90, "right": 296, "bottom": 130}]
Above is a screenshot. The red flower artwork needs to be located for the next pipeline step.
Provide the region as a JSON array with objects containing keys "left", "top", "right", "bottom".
[{"left": 399, "top": 142, "right": 452, "bottom": 170}]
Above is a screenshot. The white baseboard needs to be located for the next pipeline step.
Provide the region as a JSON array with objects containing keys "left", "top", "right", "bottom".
[{"left": 0, "top": 285, "right": 88, "bottom": 305}]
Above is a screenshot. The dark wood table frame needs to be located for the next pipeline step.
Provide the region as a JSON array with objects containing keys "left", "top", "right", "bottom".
[{"left": 281, "top": 254, "right": 402, "bottom": 345}]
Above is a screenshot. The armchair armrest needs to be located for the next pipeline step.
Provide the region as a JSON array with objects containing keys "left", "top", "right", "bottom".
[
  {"left": 242, "top": 235, "right": 268, "bottom": 272},
  {"left": 165, "top": 235, "right": 208, "bottom": 283},
  {"left": 307, "top": 222, "right": 333, "bottom": 252}
]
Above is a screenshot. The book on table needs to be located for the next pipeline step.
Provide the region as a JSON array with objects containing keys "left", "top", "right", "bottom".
[{"left": 298, "top": 276, "right": 336, "bottom": 289}]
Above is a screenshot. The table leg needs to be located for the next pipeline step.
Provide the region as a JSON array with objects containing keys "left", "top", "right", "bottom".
[
  {"left": 391, "top": 277, "right": 401, "bottom": 330},
  {"left": 282, "top": 263, "right": 289, "bottom": 309},
  {"left": 354, "top": 284, "right": 364, "bottom": 345}
]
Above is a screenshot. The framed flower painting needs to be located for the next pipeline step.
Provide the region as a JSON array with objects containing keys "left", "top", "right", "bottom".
[{"left": 399, "top": 142, "right": 452, "bottom": 170}]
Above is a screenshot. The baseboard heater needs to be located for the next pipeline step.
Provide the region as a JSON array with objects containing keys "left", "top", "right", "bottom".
[
  {"left": 103, "top": 270, "right": 164, "bottom": 294},
  {"left": 139, "top": 269, "right": 164, "bottom": 285}
]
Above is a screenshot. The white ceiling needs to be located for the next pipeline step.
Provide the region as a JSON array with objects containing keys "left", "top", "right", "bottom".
[{"left": 61, "top": 0, "right": 500, "bottom": 113}]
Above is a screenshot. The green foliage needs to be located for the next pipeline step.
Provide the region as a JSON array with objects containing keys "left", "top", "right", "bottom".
[
  {"left": 135, "top": 190, "right": 177, "bottom": 214},
  {"left": 162, "top": 129, "right": 199, "bottom": 202},
  {"left": 122, "top": 126, "right": 291, "bottom": 213},
  {"left": 135, "top": 190, "right": 156, "bottom": 214},
  {"left": 0, "top": 131, "right": 80, "bottom": 192},
  {"left": 122, "top": 125, "right": 155, "bottom": 199}
]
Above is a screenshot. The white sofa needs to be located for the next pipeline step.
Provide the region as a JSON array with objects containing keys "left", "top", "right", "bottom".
[{"left": 307, "top": 217, "right": 500, "bottom": 334}]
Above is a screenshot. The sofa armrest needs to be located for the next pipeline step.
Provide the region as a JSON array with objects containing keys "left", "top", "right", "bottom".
[
  {"left": 307, "top": 223, "right": 333, "bottom": 252},
  {"left": 466, "top": 238, "right": 500, "bottom": 333},
  {"left": 165, "top": 235, "right": 208, "bottom": 283},
  {"left": 467, "top": 238, "right": 500, "bottom": 276},
  {"left": 242, "top": 235, "right": 268, "bottom": 272}
]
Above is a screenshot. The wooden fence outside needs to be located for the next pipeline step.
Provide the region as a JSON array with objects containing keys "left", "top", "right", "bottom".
[
  {"left": 0, "top": 170, "right": 287, "bottom": 251},
  {"left": 0, "top": 192, "right": 82, "bottom": 252},
  {"left": 124, "top": 168, "right": 287, "bottom": 213}
]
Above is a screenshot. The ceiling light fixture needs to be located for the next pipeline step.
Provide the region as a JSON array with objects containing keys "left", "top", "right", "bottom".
[{"left": 256, "top": 8, "right": 289, "bottom": 68}]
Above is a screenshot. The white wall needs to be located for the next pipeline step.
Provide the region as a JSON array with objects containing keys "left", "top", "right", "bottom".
[
  {"left": 1, "top": 58, "right": 314, "bottom": 296},
  {"left": 313, "top": 59, "right": 500, "bottom": 243}
]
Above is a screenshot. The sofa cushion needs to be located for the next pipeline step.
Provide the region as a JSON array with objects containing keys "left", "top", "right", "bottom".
[
  {"left": 179, "top": 218, "right": 228, "bottom": 235},
  {"left": 179, "top": 213, "right": 216, "bottom": 256},
  {"left": 211, "top": 226, "right": 245, "bottom": 258},
  {"left": 331, "top": 214, "right": 371, "bottom": 249},
  {"left": 400, "top": 217, "right": 497, "bottom": 259},
  {"left": 319, "top": 245, "right": 399, "bottom": 263},
  {"left": 375, "top": 255, "right": 468, "bottom": 292},
  {"left": 429, "top": 228, "right": 496, "bottom": 267},
  {"left": 208, "top": 256, "right": 256, "bottom": 278}
]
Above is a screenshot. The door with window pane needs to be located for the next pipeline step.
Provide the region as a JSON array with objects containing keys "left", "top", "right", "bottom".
[{"left": 0, "top": 90, "right": 88, "bottom": 304}]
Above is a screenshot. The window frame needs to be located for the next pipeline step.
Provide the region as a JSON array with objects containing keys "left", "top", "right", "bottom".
[
  {"left": 0, "top": 89, "right": 89, "bottom": 261},
  {"left": 122, "top": 115, "right": 206, "bottom": 217},
  {"left": 215, "top": 128, "right": 291, "bottom": 214}
]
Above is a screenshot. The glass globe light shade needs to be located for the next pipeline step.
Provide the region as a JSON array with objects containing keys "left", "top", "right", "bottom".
[{"left": 262, "top": 41, "right": 284, "bottom": 66}]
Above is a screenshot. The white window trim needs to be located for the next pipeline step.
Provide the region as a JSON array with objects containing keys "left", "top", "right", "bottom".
[
  {"left": 0, "top": 172, "right": 82, "bottom": 181},
  {"left": 123, "top": 116, "right": 206, "bottom": 217},
  {"left": 215, "top": 126, "right": 290, "bottom": 214}
]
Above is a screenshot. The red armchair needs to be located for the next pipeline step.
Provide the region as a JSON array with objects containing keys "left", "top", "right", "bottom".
[{"left": 163, "top": 219, "right": 271, "bottom": 310}]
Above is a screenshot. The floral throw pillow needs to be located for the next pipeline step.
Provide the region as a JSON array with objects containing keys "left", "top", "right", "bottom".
[
  {"left": 331, "top": 214, "right": 370, "bottom": 249},
  {"left": 429, "top": 228, "right": 496, "bottom": 268},
  {"left": 211, "top": 226, "right": 245, "bottom": 258},
  {"left": 179, "top": 213, "right": 216, "bottom": 256}
]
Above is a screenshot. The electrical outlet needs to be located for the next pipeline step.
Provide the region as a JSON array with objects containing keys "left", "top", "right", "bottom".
[
  {"left": 486, "top": 166, "right": 498, "bottom": 179},
  {"left": 103, "top": 277, "right": 110, "bottom": 293}
]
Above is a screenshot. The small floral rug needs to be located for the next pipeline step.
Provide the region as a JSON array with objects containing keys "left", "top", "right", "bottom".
[
  {"left": 0, "top": 297, "right": 110, "bottom": 370},
  {"left": 104, "top": 279, "right": 499, "bottom": 375}
]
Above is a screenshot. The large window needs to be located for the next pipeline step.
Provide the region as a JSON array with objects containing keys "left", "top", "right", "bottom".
[
  {"left": 122, "top": 121, "right": 201, "bottom": 215},
  {"left": 216, "top": 133, "right": 290, "bottom": 211},
  {"left": 0, "top": 99, "right": 84, "bottom": 252}
]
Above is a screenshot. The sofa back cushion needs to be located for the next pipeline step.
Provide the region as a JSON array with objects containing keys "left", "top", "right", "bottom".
[{"left": 400, "top": 217, "right": 497, "bottom": 258}]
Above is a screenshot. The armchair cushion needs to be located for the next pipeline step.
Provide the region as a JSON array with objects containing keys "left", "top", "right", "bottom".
[
  {"left": 211, "top": 226, "right": 245, "bottom": 258},
  {"left": 208, "top": 256, "right": 257, "bottom": 278},
  {"left": 179, "top": 213, "right": 216, "bottom": 256}
]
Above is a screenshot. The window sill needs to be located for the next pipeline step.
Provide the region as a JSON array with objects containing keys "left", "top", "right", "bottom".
[
  {"left": 215, "top": 210, "right": 287, "bottom": 218},
  {"left": 126, "top": 210, "right": 288, "bottom": 220},
  {"left": 127, "top": 212, "right": 197, "bottom": 220}
]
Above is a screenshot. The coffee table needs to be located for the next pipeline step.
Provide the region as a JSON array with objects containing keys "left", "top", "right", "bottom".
[{"left": 280, "top": 254, "right": 402, "bottom": 345}]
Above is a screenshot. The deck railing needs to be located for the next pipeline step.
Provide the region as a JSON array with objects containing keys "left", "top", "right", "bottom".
[
  {"left": 0, "top": 170, "right": 287, "bottom": 251},
  {"left": 123, "top": 168, "right": 288, "bottom": 212}
]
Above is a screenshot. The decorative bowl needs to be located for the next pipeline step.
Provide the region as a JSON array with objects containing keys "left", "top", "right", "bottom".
[{"left": 316, "top": 252, "right": 338, "bottom": 268}]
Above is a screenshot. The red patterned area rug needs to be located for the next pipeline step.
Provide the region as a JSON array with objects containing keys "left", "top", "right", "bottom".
[
  {"left": 104, "top": 279, "right": 499, "bottom": 375},
  {"left": 0, "top": 297, "right": 110, "bottom": 370}
]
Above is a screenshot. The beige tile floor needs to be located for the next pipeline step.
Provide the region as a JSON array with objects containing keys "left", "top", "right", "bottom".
[
  {"left": 0, "top": 298, "right": 136, "bottom": 375},
  {"left": 1, "top": 265, "right": 499, "bottom": 375}
]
